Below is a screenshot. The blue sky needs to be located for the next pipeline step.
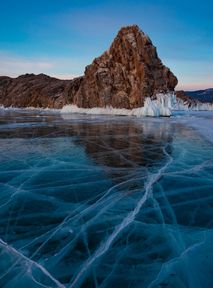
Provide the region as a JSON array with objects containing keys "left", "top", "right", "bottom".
[{"left": 0, "top": 0, "right": 212, "bottom": 90}]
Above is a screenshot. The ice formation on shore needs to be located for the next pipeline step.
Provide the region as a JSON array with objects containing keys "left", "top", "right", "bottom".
[
  {"left": 61, "top": 93, "right": 176, "bottom": 117},
  {"left": 61, "top": 92, "right": 213, "bottom": 117},
  {"left": 174, "top": 98, "right": 213, "bottom": 111},
  {"left": 1, "top": 93, "right": 213, "bottom": 117}
]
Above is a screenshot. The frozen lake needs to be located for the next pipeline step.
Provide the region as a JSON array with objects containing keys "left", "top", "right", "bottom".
[{"left": 0, "top": 109, "right": 212, "bottom": 288}]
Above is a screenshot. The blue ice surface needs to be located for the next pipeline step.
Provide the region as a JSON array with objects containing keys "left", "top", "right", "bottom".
[{"left": 0, "top": 109, "right": 212, "bottom": 288}]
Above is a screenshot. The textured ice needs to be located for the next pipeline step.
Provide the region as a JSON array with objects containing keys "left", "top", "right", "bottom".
[
  {"left": 172, "top": 111, "right": 213, "bottom": 144},
  {"left": 61, "top": 93, "right": 176, "bottom": 117},
  {"left": 0, "top": 109, "right": 212, "bottom": 288}
]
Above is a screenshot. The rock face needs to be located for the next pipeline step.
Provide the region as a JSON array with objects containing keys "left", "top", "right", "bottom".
[
  {"left": 0, "top": 74, "right": 70, "bottom": 108},
  {"left": 71, "top": 25, "right": 178, "bottom": 109},
  {"left": 0, "top": 25, "right": 178, "bottom": 109}
]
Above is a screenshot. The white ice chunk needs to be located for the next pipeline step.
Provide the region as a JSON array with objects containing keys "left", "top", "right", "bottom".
[{"left": 61, "top": 93, "right": 176, "bottom": 117}]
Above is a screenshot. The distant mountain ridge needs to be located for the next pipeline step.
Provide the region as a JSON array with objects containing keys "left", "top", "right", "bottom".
[{"left": 185, "top": 89, "right": 213, "bottom": 103}]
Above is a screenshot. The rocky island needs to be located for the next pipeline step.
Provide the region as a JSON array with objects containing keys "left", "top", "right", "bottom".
[{"left": 0, "top": 25, "right": 177, "bottom": 109}]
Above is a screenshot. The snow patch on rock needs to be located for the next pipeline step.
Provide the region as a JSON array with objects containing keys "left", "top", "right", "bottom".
[{"left": 125, "top": 32, "right": 137, "bottom": 48}]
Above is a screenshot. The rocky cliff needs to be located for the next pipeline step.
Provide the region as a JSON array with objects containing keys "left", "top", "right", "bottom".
[
  {"left": 0, "top": 74, "right": 70, "bottom": 109},
  {"left": 70, "top": 25, "right": 178, "bottom": 109},
  {"left": 0, "top": 25, "right": 178, "bottom": 109}
]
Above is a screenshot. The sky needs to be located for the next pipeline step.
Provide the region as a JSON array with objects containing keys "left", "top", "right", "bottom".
[{"left": 0, "top": 0, "right": 213, "bottom": 90}]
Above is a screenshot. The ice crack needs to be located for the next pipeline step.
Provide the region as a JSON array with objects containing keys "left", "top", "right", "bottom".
[{"left": 69, "top": 149, "right": 172, "bottom": 287}]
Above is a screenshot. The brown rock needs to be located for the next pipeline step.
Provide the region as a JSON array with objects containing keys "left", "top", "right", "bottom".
[
  {"left": 175, "top": 90, "right": 199, "bottom": 107},
  {"left": 72, "top": 25, "right": 178, "bottom": 109},
  {"left": 0, "top": 74, "right": 72, "bottom": 108}
]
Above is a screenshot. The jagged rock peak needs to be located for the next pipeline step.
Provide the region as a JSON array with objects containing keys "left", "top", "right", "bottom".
[
  {"left": 71, "top": 25, "right": 178, "bottom": 109},
  {"left": 109, "top": 25, "right": 152, "bottom": 49}
]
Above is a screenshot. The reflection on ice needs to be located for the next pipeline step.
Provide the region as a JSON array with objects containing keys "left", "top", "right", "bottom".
[{"left": 0, "top": 110, "right": 212, "bottom": 287}]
